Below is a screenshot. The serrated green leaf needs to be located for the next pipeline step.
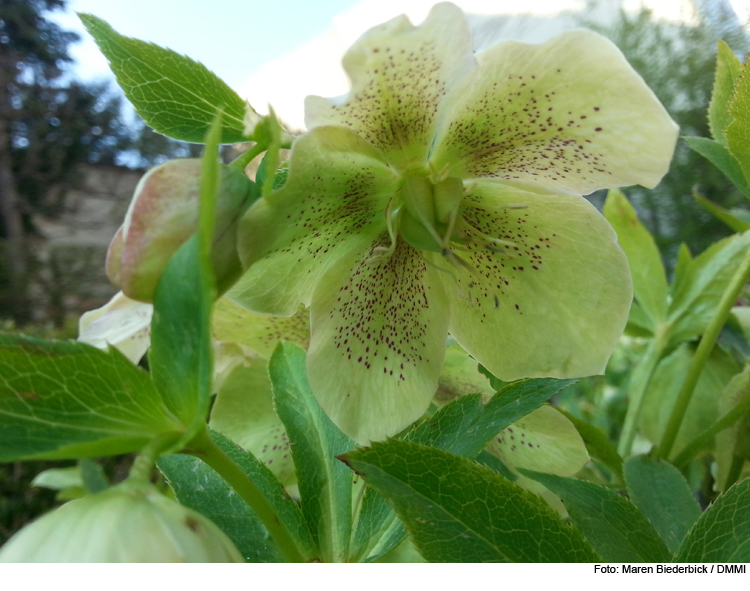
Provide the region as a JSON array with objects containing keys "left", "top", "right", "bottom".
[
  {"left": 710, "top": 40, "right": 743, "bottom": 144},
  {"left": 0, "top": 335, "right": 181, "bottom": 462},
  {"left": 78, "top": 13, "right": 247, "bottom": 144},
  {"left": 350, "top": 378, "right": 574, "bottom": 562},
  {"left": 694, "top": 191, "right": 750, "bottom": 232},
  {"left": 727, "top": 60, "right": 750, "bottom": 186},
  {"left": 269, "top": 342, "right": 356, "bottom": 563},
  {"left": 158, "top": 429, "right": 315, "bottom": 563},
  {"left": 623, "top": 455, "right": 701, "bottom": 554},
  {"left": 522, "top": 470, "right": 671, "bottom": 563},
  {"left": 683, "top": 137, "right": 750, "bottom": 199},
  {"left": 669, "top": 230, "right": 750, "bottom": 344},
  {"left": 675, "top": 478, "right": 750, "bottom": 562},
  {"left": 149, "top": 118, "right": 220, "bottom": 432},
  {"left": 446, "top": 378, "right": 578, "bottom": 458},
  {"left": 603, "top": 189, "right": 668, "bottom": 324},
  {"left": 344, "top": 440, "right": 599, "bottom": 563}
]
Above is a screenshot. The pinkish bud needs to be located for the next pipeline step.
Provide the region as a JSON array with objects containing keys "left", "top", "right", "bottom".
[{"left": 108, "top": 159, "right": 256, "bottom": 302}]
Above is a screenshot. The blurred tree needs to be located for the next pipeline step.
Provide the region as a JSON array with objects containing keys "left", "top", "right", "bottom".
[
  {"left": 124, "top": 120, "right": 202, "bottom": 169},
  {"left": 0, "top": 0, "right": 76, "bottom": 323},
  {"left": 583, "top": 3, "right": 749, "bottom": 268},
  {"left": 0, "top": 0, "right": 135, "bottom": 323}
]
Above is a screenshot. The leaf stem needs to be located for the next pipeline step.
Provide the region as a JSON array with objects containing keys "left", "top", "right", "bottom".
[
  {"left": 129, "top": 432, "right": 184, "bottom": 482},
  {"left": 618, "top": 331, "right": 668, "bottom": 457},
  {"left": 723, "top": 453, "right": 745, "bottom": 491},
  {"left": 186, "top": 427, "right": 307, "bottom": 563},
  {"left": 229, "top": 141, "right": 267, "bottom": 171},
  {"left": 658, "top": 247, "right": 750, "bottom": 459}
]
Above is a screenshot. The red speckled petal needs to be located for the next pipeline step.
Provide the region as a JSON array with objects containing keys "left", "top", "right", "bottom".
[
  {"left": 307, "top": 237, "right": 450, "bottom": 443},
  {"left": 430, "top": 29, "right": 678, "bottom": 195},
  {"left": 431, "top": 182, "right": 632, "bottom": 381},
  {"left": 305, "top": 2, "right": 475, "bottom": 170},
  {"left": 232, "top": 125, "right": 398, "bottom": 316}
]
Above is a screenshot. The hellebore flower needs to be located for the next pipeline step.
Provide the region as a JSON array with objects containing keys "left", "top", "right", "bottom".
[
  {"left": 230, "top": 2, "right": 678, "bottom": 443},
  {"left": 0, "top": 480, "right": 243, "bottom": 563},
  {"left": 108, "top": 158, "right": 257, "bottom": 302}
]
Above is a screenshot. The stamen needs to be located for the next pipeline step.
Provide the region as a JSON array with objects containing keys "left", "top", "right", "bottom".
[{"left": 366, "top": 191, "right": 400, "bottom": 264}]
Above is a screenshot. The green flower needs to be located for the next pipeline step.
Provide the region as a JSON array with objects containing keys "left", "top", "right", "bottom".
[
  {"left": 230, "top": 2, "right": 678, "bottom": 443},
  {"left": 0, "top": 481, "right": 243, "bottom": 563}
]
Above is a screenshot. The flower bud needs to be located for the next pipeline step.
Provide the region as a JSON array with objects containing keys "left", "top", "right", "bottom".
[
  {"left": 108, "top": 158, "right": 257, "bottom": 302},
  {"left": 0, "top": 481, "right": 244, "bottom": 563}
]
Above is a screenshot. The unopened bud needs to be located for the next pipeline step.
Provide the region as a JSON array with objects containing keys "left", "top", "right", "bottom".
[
  {"left": 108, "top": 159, "right": 257, "bottom": 302},
  {"left": 0, "top": 481, "right": 244, "bottom": 563}
]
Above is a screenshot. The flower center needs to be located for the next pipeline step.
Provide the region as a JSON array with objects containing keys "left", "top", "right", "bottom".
[{"left": 398, "top": 172, "right": 464, "bottom": 254}]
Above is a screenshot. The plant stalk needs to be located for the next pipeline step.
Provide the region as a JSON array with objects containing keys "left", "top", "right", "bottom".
[
  {"left": 186, "top": 427, "right": 307, "bottom": 563},
  {"left": 658, "top": 247, "right": 750, "bottom": 459},
  {"left": 618, "top": 331, "right": 668, "bottom": 457},
  {"left": 229, "top": 141, "right": 267, "bottom": 171}
]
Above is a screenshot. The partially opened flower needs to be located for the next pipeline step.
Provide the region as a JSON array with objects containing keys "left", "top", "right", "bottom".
[{"left": 231, "top": 2, "right": 678, "bottom": 443}]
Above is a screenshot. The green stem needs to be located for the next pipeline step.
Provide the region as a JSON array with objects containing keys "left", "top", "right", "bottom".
[
  {"left": 129, "top": 432, "right": 184, "bottom": 483},
  {"left": 658, "top": 247, "right": 750, "bottom": 459},
  {"left": 229, "top": 142, "right": 267, "bottom": 171},
  {"left": 724, "top": 453, "right": 745, "bottom": 491},
  {"left": 618, "top": 331, "right": 668, "bottom": 457},
  {"left": 186, "top": 427, "right": 307, "bottom": 563}
]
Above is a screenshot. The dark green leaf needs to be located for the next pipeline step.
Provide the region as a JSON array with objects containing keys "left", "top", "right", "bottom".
[
  {"left": 0, "top": 335, "right": 181, "bottom": 461},
  {"left": 444, "top": 378, "right": 578, "bottom": 458},
  {"left": 684, "top": 137, "right": 750, "bottom": 199},
  {"left": 269, "top": 342, "right": 356, "bottom": 563},
  {"left": 675, "top": 477, "right": 750, "bottom": 562},
  {"left": 344, "top": 440, "right": 599, "bottom": 562},
  {"left": 522, "top": 470, "right": 671, "bottom": 563},
  {"left": 623, "top": 455, "right": 701, "bottom": 554},
  {"left": 79, "top": 13, "right": 248, "bottom": 144},
  {"left": 350, "top": 378, "right": 574, "bottom": 561},
  {"left": 158, "top": 429, "right": 315, "bottom": 563}
]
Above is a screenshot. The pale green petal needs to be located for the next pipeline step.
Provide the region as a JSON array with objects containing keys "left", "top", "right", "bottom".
[
  {"left": 430, "top": 29, "right": 678, "bottom": 195},
  {"left": 212, "top": 297, "right": 310, "bottom": 358},
  {"left": 305, "top": 2, "right": 474, "bottom": 170},
  {"left": 307, "top": 237, "right": 450, "bottom": 443},
  {"left": 209, "top": 358, "right": 296, "bottom": 486},
  {"left": 434, "top": 183, "right": 632, "bottom": 381},
  {"left": 78, "top": 291, "right": 152, "bottom": 363},
  {"left": 212, "top": 341, "right": 255, "bottom": 392},
  {"left": 435, "top": 341, "right": 494, "bottom": 405},
  {"left": 487, "top": 405, "right": 589, "bottom": 476},
  {"left": 232, "top": 126, "right": 397, "bottom": 315}
]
